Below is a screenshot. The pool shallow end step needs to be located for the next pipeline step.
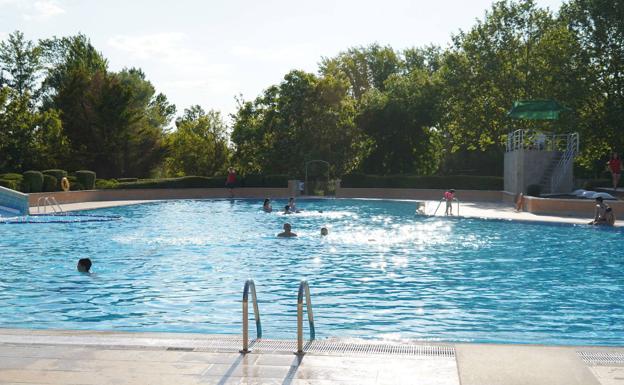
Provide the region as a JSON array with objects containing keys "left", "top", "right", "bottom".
[{"left": 0, "top": 329, "right": 621, "bottom": 385}]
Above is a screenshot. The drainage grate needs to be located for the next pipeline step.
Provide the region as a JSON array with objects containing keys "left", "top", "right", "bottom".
[
  {"left": 577, "top": 351, "right": 624, "bottom": 365},
  {"left": 195, "top": 338, "right": 455, "bottom": 358}
]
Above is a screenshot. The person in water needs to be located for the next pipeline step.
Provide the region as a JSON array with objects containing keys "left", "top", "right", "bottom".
[
  {"left": 288, "top": 197, "right": 302, "bottom": 213},
  {"left": 77, "top": 258, "right": 92, "bottom": 273},
  {"left": 283, "top": 205, "right": 292, "bottom": 214},
  {"left": 278, "top": 223, "right": 297, "bottom": 237},
  {"left": 589, "top": 196, "right": 611, "bottom": 225},
  {"left": 263, "top": 198, "right": 272, "bottom": 212},
  {"left": 321, "top": 227, "right": 328, "bottom": 236},
  {"left": 444, "top": 189, "right": 456, "bottom": 216}
]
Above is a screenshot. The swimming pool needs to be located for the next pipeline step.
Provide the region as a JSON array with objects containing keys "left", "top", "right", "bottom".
[{"left": 0, "top": 199, "right": 622, "bottom": 346}]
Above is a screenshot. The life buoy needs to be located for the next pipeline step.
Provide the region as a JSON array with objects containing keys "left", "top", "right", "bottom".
[{"left": 61, "top": 177, "right": 70, "bottom": 192}]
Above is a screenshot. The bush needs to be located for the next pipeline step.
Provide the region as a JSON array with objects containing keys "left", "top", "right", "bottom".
[
  {"left": 117, "top": 177, "right": 138, "bottom": 183},
  {"left": 75, "top": 170, "right": 96, "bottom": 190},
  {"left": 0, "top": 173, "right": 23, "bottom": 181},
  {"left": 340, "top": 174, "right": 503, "bottom": 190},
  {"left": 22, "top": 171, "right": 44, "bottom": 193},
  {"left": 0, "top": 179, "right": 18, "bottom": 190},
  {"left": 115, "top": 176, "right": 224, "bottom": 189},
  {"left": 526, "top": 184, "right": 542, "bottom": 197},
  {"left": 42, "top": 175, "right": 58, "bottom": 192},
  {"left": 95, "top": 179, "right": 118, "bottom": 189},
  {"left": 263, "top": 174, "right": 289, "bottom": 188},
  {"left": 582, "top": 179, "right": 612, "bottom": 190},
  {"left": 42, "top": 169, "right": 67, "bottom": 189},
  {"left": 70, "top": 181, "right": 85, "bottom": 191},
  {"left": 242, "top": 174, "right": 264, "bottom": 187}
]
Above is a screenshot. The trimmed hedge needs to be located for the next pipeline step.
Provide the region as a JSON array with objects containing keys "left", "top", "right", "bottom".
[
  {"left": 42, "top": 169, "right": 67, "bottom": 189},
  {"left": 0, "top": 179, "right": 18, "bottom": 190},
  {"left": 117, "top": 177, "right": 138, "bottom": 183},
  {"left": 582, "top": 179, "right": 615, "bottom": 190},
  {"left": 262, "top": 174, "right": 289, "bottom": 188},
  {"left": 116, "top": 176, "right": 224, "bottom": 189},
  {"left": 22, "top": 171, "right": 44, "bottom": 193},
  {"left": 242, "top": 174, "right": 264, "bottom": 187},
  {"left": 95, "top": 179, "right": 118, "bottom": 189},
  {"left": 42, "top": 175, "right": 58, "bottom": 192},
  {"left": 0, "top": 173, "right": 23, "bottom": 181},
  {"left": 340, "top": 174, "right": 503, "bottom": 190},
  {"left": 75, "top": 170, "right": 96, "bottom": 190}
]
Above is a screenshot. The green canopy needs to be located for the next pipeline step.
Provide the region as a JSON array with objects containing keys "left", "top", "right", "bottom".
[{"left": 507, "top": 99, "right": 571, "bottom": 120}]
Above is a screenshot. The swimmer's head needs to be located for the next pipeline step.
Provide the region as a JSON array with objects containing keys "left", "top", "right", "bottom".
[
  {"left": 77, "top": 258, "right": 92, "bottom": 273},
  {"left": 284, "top": 223, "right": 292, "bottom": 231},
  {"left": 321, "top": 227, "right": 328, "bottom": 236},
  {"left": 264, "top": 198, "right": 270, "bottom": 205}
]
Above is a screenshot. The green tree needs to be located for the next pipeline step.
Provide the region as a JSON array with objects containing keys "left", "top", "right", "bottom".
[
  {"left": 165, "top": 106, "right": 229, "bottom": 176},
  {"left": 0, "top": 31, "right": 41, "bottom": 98}
]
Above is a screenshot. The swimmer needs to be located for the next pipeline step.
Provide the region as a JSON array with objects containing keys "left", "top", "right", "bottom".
[
  {"left": 284, "top": 205, "right": 292, "bottom": 214},
  {"left": 263, "top": 198, "right": 272, "bottom": 212},
  {"left": 321, "top": 227, "right": 328, "bottom": 236},
  {"left": 288, "top": 197, "right": 301, "bottom": 212},
  {"left": 77, "top": 258, "right": 92, "bottom": 273},
  {"left": 589, "top": 196, "right": 610, "bottom": 225},
  {"left": 278, "top": 223, "right": 297, "bottom": 237}
]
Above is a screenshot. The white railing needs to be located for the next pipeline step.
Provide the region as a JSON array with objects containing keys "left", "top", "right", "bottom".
[
  {"left": 550, "top": 133, "right": 579, "bottom": 193},
  {"left": 36, "top": 196, "right": 64, "bottom": 214},
  {"left": 506, "top": 129, "right": 578, "bottom": 153}
]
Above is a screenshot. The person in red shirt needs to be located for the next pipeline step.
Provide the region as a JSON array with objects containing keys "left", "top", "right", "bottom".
[
  {"left": 608, "top": 152, "right": 621, "bottom": 191},
  {"left": 225, "top": 167, "right": 236, "bottom": 197},
  {"left": 444, "top": 189, "right": 456, "bottom": 216}
]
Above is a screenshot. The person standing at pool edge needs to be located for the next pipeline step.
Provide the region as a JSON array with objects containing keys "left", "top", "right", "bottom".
[
  {"left": 608, "top": 152, "right": 621, "bottom": 191},
  {"left": 444, "top": 189, "right": 456, "bottom": 216},
  {"left": 225, "top": 167, "right": 236, "bottom": 198}
]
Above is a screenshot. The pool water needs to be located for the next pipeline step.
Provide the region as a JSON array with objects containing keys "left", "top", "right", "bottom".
[{"left": 0, "top": 199, "right": 622, "bottom": 346}]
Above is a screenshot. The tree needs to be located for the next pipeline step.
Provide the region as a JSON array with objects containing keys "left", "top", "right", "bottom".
[
  {"left": 165, "top": 106, "right": 229, "bottom": 176},
  {"left": 0, "top": 31, "right": 41, "bottom": 98}
]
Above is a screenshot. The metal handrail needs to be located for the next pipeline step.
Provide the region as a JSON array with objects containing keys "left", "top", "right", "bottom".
[
  {"left": 36, "top": 196, "right": 64, "bottom": 214},
  {"left": 296, "top": 280, "right": 315, "bottom": 355},
  {"left": 241, "top": 279, "right": 262, "bottom": 354},
  {"left": 50, "top": 197, "right": 64, "bottom": 214}
]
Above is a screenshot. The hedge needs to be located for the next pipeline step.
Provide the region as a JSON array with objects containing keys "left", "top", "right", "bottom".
[
  {"left": 117, "top": 177, "right": 138, "bottom": 183},
  {"left": 0, "top": 173, "right": 23, "bottom": 181},
  {"left": 95, "top": 179, "right": 118, "bottom": 189},
  {"left": 42, "top": 169, "right": 67, "bottom": 189},
  {"left": 42, "top": 175, "right": 58, "bottom": 192},
  {"left": 0, "top": 179, "right": 18, "bottom": 190},
  {"left": 582, "top": 179, "right": 616, "bottom": 190},
  {"left": 262, "top": 174, "right": 289, "bottom": 188},
  {"left": 22, "top": 171, "right": 44, "bottom": 193},
  {"left": 75, "top": 170, "right": 96, "bottom": 190},
  {"left": 340, "top": 174, "right": 504, "bottom": 190},
  {"left": 109, "top": 174, "right": 290, "bottom": 189}
]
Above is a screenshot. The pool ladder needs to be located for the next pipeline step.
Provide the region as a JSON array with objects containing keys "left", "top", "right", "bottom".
[
  {"left": 432, "top": 197, "right": 460, "bottom": 216},
  {"left": 240, "top": 279, "right": 315, "bottom": 355},
  {"left": 36, "top": 196, "right": 64, "bottom": 214}
]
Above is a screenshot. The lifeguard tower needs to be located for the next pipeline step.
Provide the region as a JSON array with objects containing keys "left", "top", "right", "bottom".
[{"left": 503, "top": 100, "right": 578, "bottom": 194}]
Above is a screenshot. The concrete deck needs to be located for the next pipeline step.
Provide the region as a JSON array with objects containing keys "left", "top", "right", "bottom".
[{"left": 0, "top": 329, "right": 622, "bottom": 385}]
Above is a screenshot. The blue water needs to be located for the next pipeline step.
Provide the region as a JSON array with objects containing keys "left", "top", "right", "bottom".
[{"left": 0, "top": 199, "right": 622, "bottom": 346}]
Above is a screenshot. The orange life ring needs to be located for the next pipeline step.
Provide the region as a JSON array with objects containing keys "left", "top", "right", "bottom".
[{"left": 61, "top": 177, "right": 70, "bottom": 192}]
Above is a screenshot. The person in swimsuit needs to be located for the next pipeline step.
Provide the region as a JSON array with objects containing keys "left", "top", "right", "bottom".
[
  {"left": 263, "top": 198, "right": 272, "bottom": 212},
  {"left": 77, "top": 258, "right": 92, "bottom": 273},
  {"left": 589, "top": 196, "right": 610, "bottom": 225},
  {"left": 608, "top": 152, "right": 621, "bottom": 191},
  {"left": 225, "top": 167, "right": 236, "bottom": 198},
  {"left": 444, "top": 189, "right": 456, "bottom": 216},
  {"left": 277, "top": 223, "right": 297, "bottom": 237},
  {"left": 320, "top": 227, "right": 328, "bottom": 236}
]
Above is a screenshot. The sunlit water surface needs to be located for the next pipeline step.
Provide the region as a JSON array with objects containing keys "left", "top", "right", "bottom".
[{"left": 0, "top": 199, "right": 622, "bottom": 345}]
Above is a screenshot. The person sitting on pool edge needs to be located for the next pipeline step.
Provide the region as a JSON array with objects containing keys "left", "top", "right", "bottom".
[
  {"left": 263, "top": 198, "right": 272, "bottom": 213},
  {"left": 589, "top": 196, "right": 612, "bottom": 225},
  {"left": 278, "top": 223, "right": 297, "bottom": 237},
  {"left": 77, "top": 258, "right": 92, "bottom": 273}
]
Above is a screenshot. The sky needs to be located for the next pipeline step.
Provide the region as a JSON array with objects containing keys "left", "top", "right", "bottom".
[{"left": 0, "top": 0, "right": 565, "bottom": 119}]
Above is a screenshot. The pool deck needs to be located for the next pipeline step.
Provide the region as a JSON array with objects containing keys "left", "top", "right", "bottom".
[
  {"left": 0, "top": 329, "right": 622, "bottom": 385},
  {"left": 32, "top": 198, "right": 621, "bottom": 227}
]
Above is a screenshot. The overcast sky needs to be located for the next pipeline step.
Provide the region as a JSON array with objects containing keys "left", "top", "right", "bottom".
[{"left": 0, "top": 0, "right": 565, "bottom": 118}]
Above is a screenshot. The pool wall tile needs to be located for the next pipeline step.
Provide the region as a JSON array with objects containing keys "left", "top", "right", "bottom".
[{"left": 0, "top": 186, "right": 29, "bottom": 215}]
